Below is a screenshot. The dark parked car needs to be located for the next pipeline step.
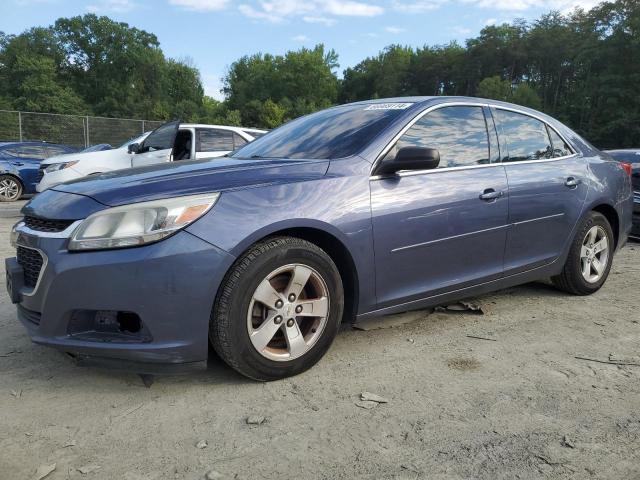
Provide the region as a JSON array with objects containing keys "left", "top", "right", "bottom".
[
  {"left": 604, "top": 149, "right": 640, "bottom": 238},
  {"left": 0, "top": 141, "right": 78, "bottom": 201},
  {"left": 6, "top": 97, "right": 634, "bottom": 380}
]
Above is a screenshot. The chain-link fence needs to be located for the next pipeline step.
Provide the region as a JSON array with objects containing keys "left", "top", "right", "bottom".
[{"left": 0, "top": 110, "right": 165, "bottom": 149}]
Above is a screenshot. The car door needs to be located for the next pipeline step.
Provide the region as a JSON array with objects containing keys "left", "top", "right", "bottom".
[
  {"left": 6, "top": 145, "right": 47, "bottom": 190},
  {"left": 195, "top": 128, "right": 236, "bottom": 159},
  {"left": 493, "top": 107, "right": 589, "bottom": 274},
  {"left": 131, "top": 121, "right": 180, "bottom": 168},
  {"left": 370, "top": 104, "right": 509, "bottom": 307}
]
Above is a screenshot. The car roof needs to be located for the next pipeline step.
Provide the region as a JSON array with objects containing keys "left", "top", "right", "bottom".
[
  {"left": 180, "top": 124, "right": 267, "bottom": 132},
  {"left": 604, "top": 149, "right": 640, "bottom": 153},
  {"left": 0, "top": 141, "right": 69, "bottom": 148}
]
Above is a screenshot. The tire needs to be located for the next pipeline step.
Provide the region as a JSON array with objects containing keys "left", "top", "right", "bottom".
[
  {"left": 552, "top": 211, "right": 614, "bottom": 295},
  {"left": 210, "top": 236, "right": 344, "bottom": 381},
  {"left": 0, "top": 175, "right": 23, "bottom": 202}
]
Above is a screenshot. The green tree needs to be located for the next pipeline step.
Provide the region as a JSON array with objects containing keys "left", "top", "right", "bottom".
[
  {"left": 511, "top": 83, "right": 542, "bottom": 109},
  {"left": 476, "top": 76, "right": 511, "bottom": 101},
  {"left": 11, "top": 54, "right": 87, "bottom": 113},
  {"left": 224, "top": 44, "right": 339, "bottom": 127}
]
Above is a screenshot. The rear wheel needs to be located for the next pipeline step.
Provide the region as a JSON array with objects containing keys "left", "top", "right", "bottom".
[
  {"left": 552, "top": 211, "right": 614, "bottom": 295},
  {"left": 210, "top": 236, "right": 344, "bottom": 381},
  {"left": 0, "top": 175, "right": 22, "bottom": 202}
]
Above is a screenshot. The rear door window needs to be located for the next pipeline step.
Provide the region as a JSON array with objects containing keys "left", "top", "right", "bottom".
[
  {"left": 389, "top": 105, "right": 490, "bottom": 168},
  {"left": 496, "top": 110, "right": 553, "bottom": 162},
  {"left": 5, "top": 145, "right": 47, "bottom": 160},
  {"left": 197, "top": 129, "right": 234, "bottom": 152}
]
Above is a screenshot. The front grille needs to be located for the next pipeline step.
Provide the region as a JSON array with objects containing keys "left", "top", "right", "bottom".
[
  {"left": 17, "top": 246, "right": 44, "bottom": 288},
  {"left": 24, "top": 215, "right": 74, "bottom": 233},
  {"left": 36, "top": 166, "right": 45, "bottom": 182}
]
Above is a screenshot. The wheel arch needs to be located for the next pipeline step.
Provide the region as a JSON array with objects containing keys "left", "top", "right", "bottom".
[
  {"left": 591, "top": 203, "right": 620, "bottom": 249},
  {"left": 230, "top": 224, "right": 360, "bottom": 324},
  {"left": 0, "top": 172, "right": 25, "bottom": 192}
]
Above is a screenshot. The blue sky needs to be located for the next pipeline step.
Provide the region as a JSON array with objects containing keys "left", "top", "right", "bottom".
[{"left": 1, "top": 0, "right": 599, "bottom": 100}]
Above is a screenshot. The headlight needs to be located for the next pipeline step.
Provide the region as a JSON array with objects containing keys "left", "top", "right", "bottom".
[
  {"left": 68, "top": 193, "right": 220, "bottom": 251},
  {"left": 45, "top": 161, "right": 79, "bottom": 173},
  {"left": 10, "top": 221, "right": 21, "bottom": 247}
]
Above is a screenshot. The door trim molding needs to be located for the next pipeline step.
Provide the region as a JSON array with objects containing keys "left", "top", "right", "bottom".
[
  {"left": 390, "top": 212, "right": 566, "bottom": 254},
  {"left": 391, "top": 224, "right": 509, "bottom": 253}
]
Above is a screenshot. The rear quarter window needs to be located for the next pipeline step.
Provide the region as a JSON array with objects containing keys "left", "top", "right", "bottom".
[{"left": 4, "top": 145, "right": 47, "bottom": 160}]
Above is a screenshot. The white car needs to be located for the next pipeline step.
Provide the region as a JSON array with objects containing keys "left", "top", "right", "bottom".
[{"left": 37, "top": 122, "right": 266, "bottom": 192}]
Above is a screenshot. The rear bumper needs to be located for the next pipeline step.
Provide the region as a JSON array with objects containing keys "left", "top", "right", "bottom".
[{"left": 10, "top": 228, "right": 235, "bottom": 369}]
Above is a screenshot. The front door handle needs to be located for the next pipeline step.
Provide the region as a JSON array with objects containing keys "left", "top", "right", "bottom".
[
  {"left": 479, "top": 188, "right": 504, "bottom": 201},
  {"left": 565, "top": 177, "right": 580, "bottom": 188},
  {"left": 11, "top": 162, "right": 24, "bottom": 166}
]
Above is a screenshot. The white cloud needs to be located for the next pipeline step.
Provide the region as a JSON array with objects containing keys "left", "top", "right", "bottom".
[
  {"left": 303, "top": 15, "right": 337, "bottom": 26},
  {"left": 292, "top": 34, "right": 309, "bottom": 41},
  {"left": 367, "top": 32, "right": 379, "bottom": 37},
  {"left": 238, "top": 3, "right": 284, "bottom": 21},
  {"left": 385, "top": 26, "right": 406, "bottom": 33},
  {"left": 393, "top": 0, "right": 599, "bottom": 13},
  {"left": 238, "top": 0, "right": 383, "bottom": 23},
  {"left": 461, "top": 0, "right": 600, "bottom": 11},
  {"left": 392, "top": 0, "right": 448, "bottom": 12},
  {"left": 323, "top": 0, "right": 384, "bottom": 16},
  {"left": 485, "top": 17, "right": 497, "bottom": 24},
  {"left": 169, "top": 0, "right": 229, "bottom": 11},
  {"left": 86, "top": 0, "right": 137, "bottom": 13}
]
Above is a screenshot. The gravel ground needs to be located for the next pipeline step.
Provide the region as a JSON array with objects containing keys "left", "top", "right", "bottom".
[{"left": 0, "top": 203, "right": 639, "bottom": 480}]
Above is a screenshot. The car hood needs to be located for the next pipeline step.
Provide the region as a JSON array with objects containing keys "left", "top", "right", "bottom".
[
  {"left": 41, "top": 147, "right": 126, "bottom": 166},
  {"left": 51, "top": 157, "right": 330, "bottom": 206}
]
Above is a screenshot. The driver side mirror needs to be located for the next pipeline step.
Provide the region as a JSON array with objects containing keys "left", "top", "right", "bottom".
[
  {"left": 377, "top": 147, "right": 440, "bottom": 175},
  {"left": 128, "top": 143, "right": 141, "bottom": 154}
]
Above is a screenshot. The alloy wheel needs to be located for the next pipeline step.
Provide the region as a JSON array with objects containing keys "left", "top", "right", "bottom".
[
  {"left": 580, "top": 225, "right": 609, "bottom": 283},
  {"left": 0, "top": 178, "right": 20, "bottom": 201},
  {"left": 247, "top": 263, "right": 330, "bottom": 361}
]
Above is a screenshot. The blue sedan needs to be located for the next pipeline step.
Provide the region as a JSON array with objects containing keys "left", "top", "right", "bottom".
[
  {"left": 0, "top": 141, "right": 77, "bottom": 201},
  {"left": 6, "top": 97, "right": 634, "bottom": 380}
]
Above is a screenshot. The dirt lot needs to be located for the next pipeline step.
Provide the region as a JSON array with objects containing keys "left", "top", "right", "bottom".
[{"left": 1, "top": 202, "right": 639, "bottom": 480}]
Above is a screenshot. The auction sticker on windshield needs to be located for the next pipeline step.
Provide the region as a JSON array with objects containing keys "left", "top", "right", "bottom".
[{"left": 364, "top": 103, "right": 413, "bottom": 110}]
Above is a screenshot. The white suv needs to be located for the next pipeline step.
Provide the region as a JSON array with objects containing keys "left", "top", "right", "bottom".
[{"left": 37, "top": 122, "right": 266, "bottom": 192}]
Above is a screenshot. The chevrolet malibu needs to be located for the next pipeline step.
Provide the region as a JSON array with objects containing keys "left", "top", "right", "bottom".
[{"left": 6, "top": 97, "right": 634, "bottom": 381}]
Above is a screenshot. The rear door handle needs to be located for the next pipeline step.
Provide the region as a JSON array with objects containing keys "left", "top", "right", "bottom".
[
  {"left": 479, "top": 188, "right": 504, "bottom": 201},
  {"left": 11, "top": 162, "right": 24, "bottom": 166},
  {"left": 565, "top": 177, "right": 580, "bottom": 188}
]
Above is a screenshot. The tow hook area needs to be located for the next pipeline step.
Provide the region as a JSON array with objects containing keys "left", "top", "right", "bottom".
[{"left": 67, "top": 310, "right": 151, "bottom": 343}]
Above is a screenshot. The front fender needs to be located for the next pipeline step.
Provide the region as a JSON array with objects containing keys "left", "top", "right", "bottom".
[{"left": 185, "top": 170, "right": 378, "bottom": 314}]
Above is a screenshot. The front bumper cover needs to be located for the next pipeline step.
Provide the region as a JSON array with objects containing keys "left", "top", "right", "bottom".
[{"left": 9, "top": 224, "right": 235, "bottom": 370}]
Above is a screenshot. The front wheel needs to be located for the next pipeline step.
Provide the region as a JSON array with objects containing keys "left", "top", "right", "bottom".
[
  {"left": 210, "top": 236, "right": 344, "bottom": 381},
  {"left": 552, "top": 211, "right": 614, "bottom": 295},
  {"left": 0, "top": 175, "right": 22, "bottom": 202}
]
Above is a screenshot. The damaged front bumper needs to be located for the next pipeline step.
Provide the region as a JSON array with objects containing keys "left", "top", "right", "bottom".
[{"left": 7, "top": 220, "right": 235, "bottom": 373}]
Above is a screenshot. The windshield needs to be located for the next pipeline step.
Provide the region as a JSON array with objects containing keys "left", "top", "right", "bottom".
[
  {"left": 118, "top": 132, "right": 149, "bottom": 149},
  {"left": 232, "top": 103, "right": 411, "bottom": 160},
  {"left": 82, "top": 144, "right": 111, "bottom": 152}
]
